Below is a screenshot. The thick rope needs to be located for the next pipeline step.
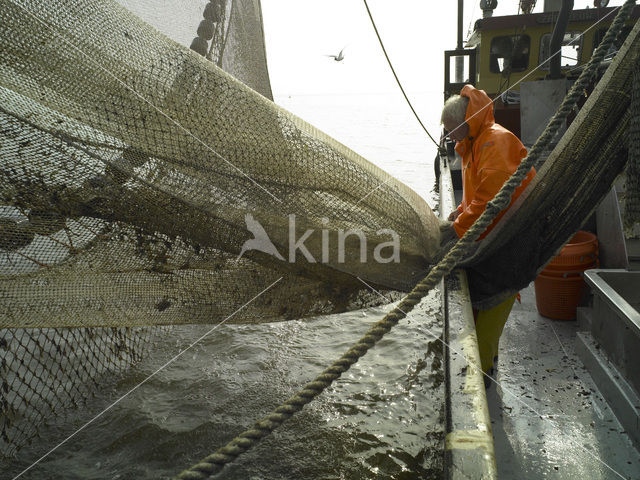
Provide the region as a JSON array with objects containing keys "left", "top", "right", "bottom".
[{"left": 174, "top": 2, "right": 635, "bottom": 478}]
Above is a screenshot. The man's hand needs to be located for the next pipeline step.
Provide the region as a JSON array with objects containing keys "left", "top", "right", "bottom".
[
  {"left": 439, "top": 220, "right": 458, "bottom": 245},
  {"left": 447, "top": 209, "right": 461, "bottom": 221},
  {"left": 433, "top": 220, "right": 459, "bottom": 264}
]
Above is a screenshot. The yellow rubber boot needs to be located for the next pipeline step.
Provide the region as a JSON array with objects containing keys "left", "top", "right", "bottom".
[{"left": 475, "top": 294, "right": 517, "bottom": 373}]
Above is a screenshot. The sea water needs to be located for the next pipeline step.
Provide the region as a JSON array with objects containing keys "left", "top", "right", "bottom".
[{"left": 4, "top": 91, "right": 446, "bottom": 479}]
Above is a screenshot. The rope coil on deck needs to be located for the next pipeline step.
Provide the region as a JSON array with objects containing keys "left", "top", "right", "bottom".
[{"left": 174, "top": 2, "right": 636, "bottom": 478}]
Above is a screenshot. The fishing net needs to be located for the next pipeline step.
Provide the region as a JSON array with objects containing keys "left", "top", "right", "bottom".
[
  {"left": 0, "top": 0, "right": 441, "bottom": 330},
  {"left": 623, "top": 47, "right": 640, "bottom": 237},
  {"left": 0, "top": 0, "right": 440, "bottom": 456},
  {"left": 2, "top": 0, "right": 636, "bottom": 463},
  {"left": 461, "top": 13, "right": 640, "bottom": 310}
]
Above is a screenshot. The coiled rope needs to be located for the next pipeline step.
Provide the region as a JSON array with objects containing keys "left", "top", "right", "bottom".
[{"left": 174, "top": 2, "right": 635, "bottom": 478}]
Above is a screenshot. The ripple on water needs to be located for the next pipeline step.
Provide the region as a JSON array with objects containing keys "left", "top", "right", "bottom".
[{"left": 5, "top": 292, "right": 445, "bottom": 479}]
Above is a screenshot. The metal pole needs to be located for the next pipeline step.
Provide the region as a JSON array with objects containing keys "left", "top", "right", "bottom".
[
  {"left": 457, "top": 0, "right": 464, "bottom": 49},
  {"left": 455, "top": 0, "right": 464, "bottom": 82},
  {"left": 549, "top": 0, "right": 574, "bottom": 79}
]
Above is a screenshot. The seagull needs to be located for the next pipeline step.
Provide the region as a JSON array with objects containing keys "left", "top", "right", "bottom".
[{"left": 325, "top": 47, "right": 346, "bottom": 62}]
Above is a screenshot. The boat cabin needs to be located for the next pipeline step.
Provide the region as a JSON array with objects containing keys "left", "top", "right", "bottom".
[{"left": 444, "top": 3, "right": 640, "bottom": 139}]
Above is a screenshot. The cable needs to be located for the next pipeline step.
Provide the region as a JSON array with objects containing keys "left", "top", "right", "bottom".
[{"left": 362, "top": 0, "right": 442, "bottom": 150}]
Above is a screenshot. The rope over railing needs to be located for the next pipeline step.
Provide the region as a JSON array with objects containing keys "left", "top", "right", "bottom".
[{"left": 174, "top": 2, "right": 636, "bottom": 478}]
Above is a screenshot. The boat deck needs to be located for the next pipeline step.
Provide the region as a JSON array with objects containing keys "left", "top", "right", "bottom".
[{"left": 487, "top": 283, "right": 640, "bottom": 479}]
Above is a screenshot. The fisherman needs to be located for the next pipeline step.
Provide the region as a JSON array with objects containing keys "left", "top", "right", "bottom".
[{"left": 440, "top": 84, "right": 536, "bottom": 381}]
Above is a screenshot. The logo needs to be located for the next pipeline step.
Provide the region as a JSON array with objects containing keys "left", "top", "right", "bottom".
[
  {"left": 237, "top": 213, "right": 286, "bottom": 261},
  {"left": 237, "top": 214, "right": 400, "bottom": 264}
]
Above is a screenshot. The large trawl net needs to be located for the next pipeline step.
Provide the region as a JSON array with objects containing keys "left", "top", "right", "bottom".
[
  {"left": 624, "top": 50, "right": 640, "bottom": 237},
  {"left": 0, "top": 0, "right": 440, "bottom": 330},
  {"left": 0, "top": 0, "right": 440, "bottom": 455}
]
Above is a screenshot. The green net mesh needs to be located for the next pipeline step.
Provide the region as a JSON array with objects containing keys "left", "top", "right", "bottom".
[
  {"left": 623, "top": 44, "right": 640, "bottom": 237},
  {"left": 0, "top": 0, "right": 440, "bottom": 330},
  {"left": 0, "top": 0, "right": 440, "bottom": 456},
  {"left": 0, "top": 326, "right": 160, "bottom": 457}
]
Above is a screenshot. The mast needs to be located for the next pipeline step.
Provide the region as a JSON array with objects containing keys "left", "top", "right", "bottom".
[
  {"left": 455, "top": 0, "right": 464, "bottom": 82},
  {"left": 548, "top": 0, "right": 574, "bottom": 79}
]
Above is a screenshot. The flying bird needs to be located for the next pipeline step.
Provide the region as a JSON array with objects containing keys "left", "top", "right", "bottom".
[{"left": 325, "top": 47, "right": 346, "bottom": 62}]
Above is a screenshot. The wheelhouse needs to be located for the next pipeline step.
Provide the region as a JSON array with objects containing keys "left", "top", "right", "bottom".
[{"left": 444, "top": 4, "right": 640, "bottom": 138}]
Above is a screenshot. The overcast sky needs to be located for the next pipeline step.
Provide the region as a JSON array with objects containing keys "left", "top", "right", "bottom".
[
  {"left": 118, "top": 0, "right": 625, "bottom": 97},
  {"left": 261, "top": 0, "right": 623, "bottom": 96}
]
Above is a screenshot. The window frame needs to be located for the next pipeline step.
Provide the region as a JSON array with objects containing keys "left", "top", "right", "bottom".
[
  {"left": 538, "top": 31, "right": 583, "bottom": 71},
  {"left": 488, "top": 34, "right": 531, "bottom": 74}
]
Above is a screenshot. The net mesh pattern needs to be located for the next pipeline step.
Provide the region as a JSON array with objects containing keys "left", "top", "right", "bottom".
[
  {"left": 0, "top": 0, "right": 440, "bottom": 331},
  {"left": 0, "top": 0, "right": 439, "bottom": 456},
  {"left": 624, "top": 46, "right": 640, "bottom": 237},
  {"left": 0, "top": 326, "right": 159, "bottom": 457}
]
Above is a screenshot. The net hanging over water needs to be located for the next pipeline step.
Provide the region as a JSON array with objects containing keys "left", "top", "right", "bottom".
[
  {"left": 0, "top": 0, "right": 442, "bottom": 330},
  {"left": 0, "top": 0, "right": 441, "bottom": 456}
]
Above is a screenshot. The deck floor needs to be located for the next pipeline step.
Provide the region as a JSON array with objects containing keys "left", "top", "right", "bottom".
[{"left": 486, "top": 283, "right": 640, "bottom": 479}]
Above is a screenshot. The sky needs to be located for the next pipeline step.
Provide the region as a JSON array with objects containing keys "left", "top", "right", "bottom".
[
  {"left": 261, "top": 0, "right": 624, "bottom": 96},
  {"left": 115, "top": 0, "right": 626, "bottom": 151},
  {"left": 117, "top": 0, "right": 625, "bottom": 97}
]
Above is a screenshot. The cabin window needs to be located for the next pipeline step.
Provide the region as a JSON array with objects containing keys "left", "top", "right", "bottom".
[
  {"left": 448, "top": 55, "right": 471, "bottom": 84},
  {"left": 539, "top": 31, "right": 582, "bottom": 70},
  {"left": 489, "top": 35, "right": 530, "bottom": 74}
]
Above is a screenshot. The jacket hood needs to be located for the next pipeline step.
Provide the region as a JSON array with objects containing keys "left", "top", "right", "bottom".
[{"left": 460, "top": 85, "right": 494, "bottom": 139}]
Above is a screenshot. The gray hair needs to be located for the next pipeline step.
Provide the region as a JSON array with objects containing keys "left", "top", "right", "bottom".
[{"left": 441, "top": 95, "right": 469, "bottom": 126}]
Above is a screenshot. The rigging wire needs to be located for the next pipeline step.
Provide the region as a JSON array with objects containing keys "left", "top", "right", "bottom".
[
  {"left": 466, "top": 0, "right": 478, "bottom": 39},
  {"left": 497, "top": 3, "right": 525, "bottom": 98},
  {"left": 362, "top": 0, "right": 442, "bottom": 150}
]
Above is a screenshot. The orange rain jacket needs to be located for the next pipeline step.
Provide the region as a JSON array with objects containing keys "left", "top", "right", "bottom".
[{"left": 453, "top": 85, "right": 536, "bottom": 239}]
